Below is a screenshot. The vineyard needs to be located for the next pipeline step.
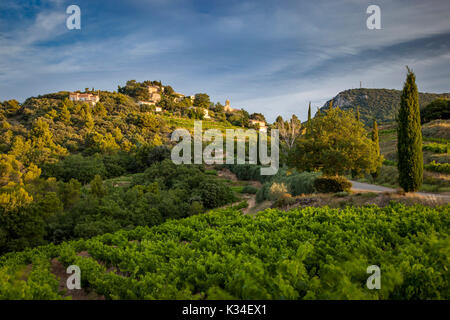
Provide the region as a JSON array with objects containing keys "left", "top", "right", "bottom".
[{"left": 1, "top": 203, "right": 448, "bottom": 300}]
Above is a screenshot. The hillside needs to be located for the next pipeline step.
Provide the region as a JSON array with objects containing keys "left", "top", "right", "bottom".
[{"left": 319, "top": 88, "right": 450, "bottom": 124}]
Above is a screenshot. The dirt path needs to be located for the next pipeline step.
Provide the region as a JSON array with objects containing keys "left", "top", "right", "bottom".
[
  {"left": 217, "top": 168, "right": 261, "bottom": 214},
  {"left": 350, "top": 180, "right": 450, "bottom": 202},
  {"left": 242, "top": 194, "right": 256, "bottom": 215}
]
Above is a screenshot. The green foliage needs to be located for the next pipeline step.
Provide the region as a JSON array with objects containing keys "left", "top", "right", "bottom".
[
  {"left": 423, "top": 142, "right": 449, "bottom": 154},
  {"left": 420, "top": 98, "right": 450, "bottom": 124},
  {"left": 256, "top": 171, "right": 319, "bottom": 203},
  {"left": 193, "top": 93, "right": 211, "bottom": 110},
  {"left": 424, "top": 161, "right": 450, "bottom": 174},
  {"left": 397, "top": 68, "right": 423, "bottom": 192},
  {"left": 224, "top": 164, "right": 276, "bottom": 184},
  {"left": 314, "top": 176, "right": 352, "bottom": 193},
  {"left": 272, "top": 193, "right": 296, "bottom": 208},
  {"left": 242, "top": 185, "right": 258, "bottom": 194},
  {"left": 289, "top": 107, "right": 382, "bottom": 176},
  {"left": 90, "top": 175, "right": 106, "bottom": 198},
  {"left": 0, "top": 204, "right": 448, "bottom": 300},
  {"left": 42, "top": 154, "right": 107, "bottom": 184}
]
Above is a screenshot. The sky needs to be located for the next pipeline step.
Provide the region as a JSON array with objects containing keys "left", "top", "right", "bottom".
[{"left": 0, "top": 0, "right": 449, "bottom": 122}]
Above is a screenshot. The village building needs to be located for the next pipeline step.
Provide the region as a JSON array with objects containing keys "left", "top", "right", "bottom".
[
  {"left": 147, "top": 85, "right": 162, "bottom": 103},
  {"left": 173, "top": 93, "right": 185, "bottom": 103},
  {"left": 69, "top": 92, "right": 100, "bottom": 105},
  {"left": 249, "top": 119, "right": 267, "bottom": 133},
  {"left": 224, "top": 99, "right": 236, "bottom": 112}
]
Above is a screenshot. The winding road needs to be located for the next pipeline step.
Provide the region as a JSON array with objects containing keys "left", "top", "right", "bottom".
[{"left": 350, "top": 180, "right": 450, "bottom": 202}]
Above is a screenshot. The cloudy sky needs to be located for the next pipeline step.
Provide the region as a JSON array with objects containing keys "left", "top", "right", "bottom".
[{"left": 0, "top": 0, "right": 449, "bottom": 122}]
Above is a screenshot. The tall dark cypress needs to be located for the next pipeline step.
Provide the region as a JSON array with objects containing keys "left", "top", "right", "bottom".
[
  {"left": 397, "top": 67, "right": 423, "bottom": 191},
  {"left": 307, "top": 102, "right": 312, "bottom": 135},
  {"left": 356, "top": 105, "right": 360, "bottom": 122}
]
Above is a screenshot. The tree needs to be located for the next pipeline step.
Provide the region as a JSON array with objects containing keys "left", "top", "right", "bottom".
[
  {"left": 60, "top": 104, "right": 71, "bottom": 125},
  {"left": 371, "top": 119, "right": 381, "bottom": 178},
  {"left": 90, "top": 174, "right": 106, "bottom": 198},
  {"left": 420, "top": 98, "right": 450, "bottom": 124},
  {"left": 288, "top": 107, "right": 382, "bottom": 176},
  {"left": 193, "top": 94, "right": 210, "bottom": 110},
  {"left": 307, "top": 102, "right": 312, "bottom": 135},
  {"left": 356, "top": 105, "right": 360, "bottom": 122},
  {"left": 85, "top": 110, "right": 95, "bottom": 131},
  {"left": 275, "top": 114, "right": 302, "bottom": 151},
  {"left": 397, "top": 67, "right": 423, "bottom": 192},
  {"left": 93, "top": 102, "right": 107, "bottom": 118}
]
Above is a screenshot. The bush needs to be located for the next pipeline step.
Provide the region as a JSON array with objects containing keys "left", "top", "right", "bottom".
[
  {"left": 423, "top": 142, "right": 449, "bottom": 154},
  {"left": 242, "top": 185, "right": 258, "bottom": 194},
  {"left": 420, "top": 98, "right": 450, "bottom": 124},
  {"left": 314, "top": 176, "right": 352, "bottom": 193},
  {"left": 425, "top": 161, "right": 450, "bottom": 174},
  {"left": 268, "top": 183, "right": 288, "bottom": 201},
  {"left": 42, "top": 154, "right": 106, "bottom": 184},
  {"left": 256, "top": 171, "right": 319, "bottom": 203},
  {"left": 272, "top": 193, "right": 296, "bottom": 208},
  {"left": 282, "top": 172, "right": 319, "bottom": 196}
]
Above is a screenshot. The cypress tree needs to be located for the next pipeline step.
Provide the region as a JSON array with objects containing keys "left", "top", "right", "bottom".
[
  {"left": 371, "top": 119, "right": 380, "bottom": 178},
  {"left": 307, "top": 102, "right": 312, "bottom": 135},
  {"left": 356, "top": 105, "right": 360, "bottom": 122},
  {"left": 397, "top": 67, "right": 423, "bottom": 191}
]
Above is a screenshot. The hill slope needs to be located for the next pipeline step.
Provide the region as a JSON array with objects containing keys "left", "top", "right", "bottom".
[{"left": 319, "top": 88, "right": 450, "bottom": 124}]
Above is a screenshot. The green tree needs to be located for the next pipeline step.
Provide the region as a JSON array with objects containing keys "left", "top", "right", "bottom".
[
  {"left": 85, "top": 110, "right": 95, "bottom": 131},
  {"left": 397, "top": 67, "right": 423, "bottom": 192},
  {"left": 288, "top": 107, "right": 382, "bottom": 176},
  {"left": 93, "top": 102, "right": 107, "bottom": 118},
  {"left": 60, "top": 104, "right": 71, "bottom": 125},
  {"left": 193, "top": 93, "right": 210, "bottom": 109},
  {"left": 356, "top": 105, "right": 360, "bottom": 122},
  {"left": 90, "top": 174, "right": 106, "bottom": 198}
]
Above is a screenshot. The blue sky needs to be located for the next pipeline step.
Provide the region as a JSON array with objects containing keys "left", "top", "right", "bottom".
[{"left": 0, "top": 0, "right": 449, "bottom": 122}]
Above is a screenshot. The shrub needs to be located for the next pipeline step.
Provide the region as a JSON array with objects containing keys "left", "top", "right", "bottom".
[
  {"left": 231, "top": 201, "right": 249, "bottom": 210},
  {"left": 283, "top": 172, "right": 319, "bottom": 196},
  {"left": 268, "top": 183, "right": 288, "bottom": 201},
  {"left": 314, "top": 176, "right": 352, "bottom": 193},
  {"left": 420, "top": 98, "right": 450, "bottom": 124},
  {"left": 423, "top": 143, "right": 449, "bottom": 154},
  {"left": 242, "top": 185, "right": 258, "bottom": 194},
  {"left": 425, "top": 161, "right": 450, "bottom": 174},
  {"left": 272, "top": 193, "right": 296, "bottom": 208},
  {"left": 256, "top": 171, "right": 319, "bottom": 203}
]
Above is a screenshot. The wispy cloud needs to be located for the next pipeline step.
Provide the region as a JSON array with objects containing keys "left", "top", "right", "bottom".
[{"left": 0, "top": 0, "right": 449, "bottom": 122}]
